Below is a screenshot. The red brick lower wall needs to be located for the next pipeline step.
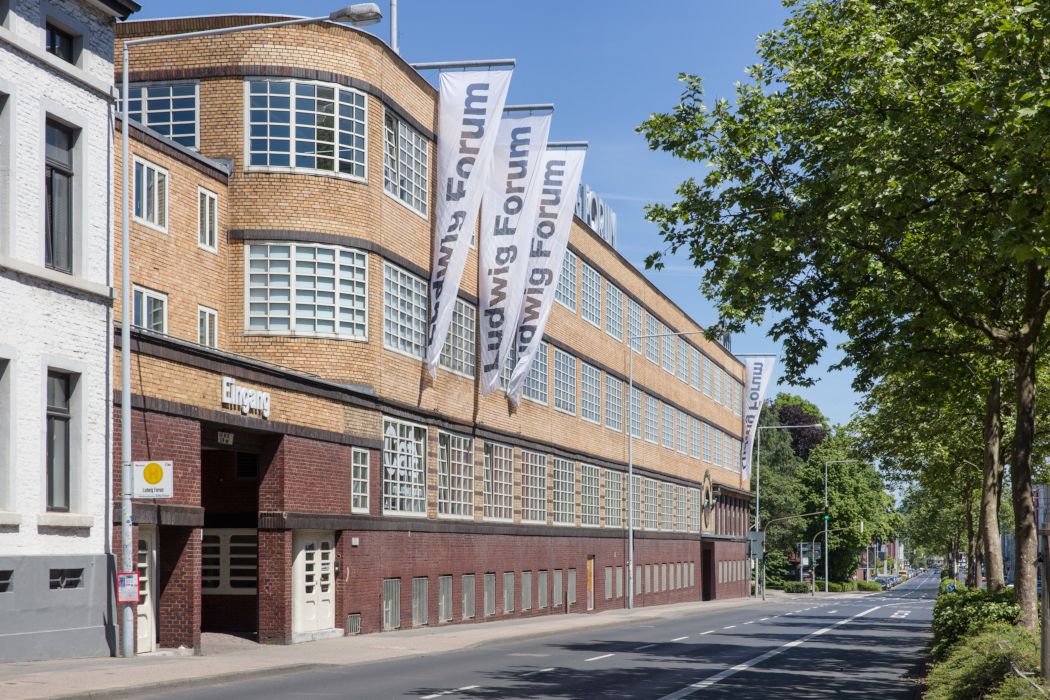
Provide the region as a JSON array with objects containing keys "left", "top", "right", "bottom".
[
  {"left": 158, "top": 526, "right": 202, "bottom": 651},
  {"left": 713, "top": 540, "right": 749, "bottom": 599},
  {"left": 258, "top": 530, "right": 293, "bottom": 644}
]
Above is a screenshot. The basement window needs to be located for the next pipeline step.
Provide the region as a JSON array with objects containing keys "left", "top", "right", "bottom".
[{"left": 49, "top": 568, "right": 83, "bottom": 589}]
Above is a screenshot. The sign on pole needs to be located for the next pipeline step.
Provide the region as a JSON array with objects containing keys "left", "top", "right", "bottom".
[
  {"left": 116, "top": 571, "right": 140, "bottom": 603},
  {"left": 132, "top": 460, "right": 173, "bottom": 499}
]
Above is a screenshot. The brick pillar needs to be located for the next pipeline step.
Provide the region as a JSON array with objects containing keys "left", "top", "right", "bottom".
[
  {"left": 158, "top": 526, "right": 202, "bottom": 652},
  {"left": 258, "top": 529, "right": 292, "bottom": 644}
]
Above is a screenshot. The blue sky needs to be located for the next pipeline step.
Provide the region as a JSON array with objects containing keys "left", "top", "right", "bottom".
[{"left": 134, "top": 0, "right": 860, "bottom": 425}]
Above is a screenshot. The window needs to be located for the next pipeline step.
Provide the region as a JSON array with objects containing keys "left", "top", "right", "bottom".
[
  {"left": 661, "top": 328, "right": 675, "bottom": 373},
  {"left": 703, "top": 423, "right": 712, "bottom": 462},
  {"left": 45, "top": 120, "right": 75, "bottom": 273},
  {"left": 690, "top": 488, "right": 701, "bottom": 532},
  {"left": 567, "top": 569, "right": 577, "bottom": 605},
  {"left": 45, "top": 22, "right": 75, "bottom": 63},
  {"left": 383, "top": 262, "right": 428, "bottom": 356},
  {"left": 49, "top": 568, "right": 83, "bottom": 589},
  {"left": 733, "top": 381, "right": 742, "bottom": 415},
  {"left": 605, "top": 567, "right": 613, "bottom": 600},
  {"left": 677, "top": 410, "right": 689, "bottom": 454},
  {"left": 351, "top": 447, "right": 369, "bottom": 513},
  {"left": 713, "top": 366, "right": 722, "bottom": 405},
  {"left": 503, "top": 572, "right": 515, "bottom": 613},
  {"left": 690, "top": 416, "right": 701, "bottom": 459},
  {"left": 644, "top": 394, "right": 659, "bottom": 444},
  {"left": 552, "top": 569, "right": 564, "bottom": 607},
  {"left": 0, "top": 570, "right": 11, "bottom": 593},
  {"left": 133, "top": 286, "right": 167, "bottom": 333},
  {"left": 643, "top": 478, "right": 658, "bottom": 530},
  {"left": 198, "top": 187, "right": 218, "bottom": 251},
  {"left": 201, "top": 529, "right": 258, "bottom": 594},
  {"left": 616, "top": 566, "right": 624, "bottom": 598},
  {"left": 521, "top": 451, "right": 547, "bottom": 523},
  {"left": 691, "top": 347, "right": 701, "bottom": 389},
  {"left": 438, "top": 432, "right": 473, "bottom": 518},
  {"left": 439, "top": 575, "right": 453, "bottom": 622},
  {"left": 553, "top": 458, "right": 575, "bottom": 525},
  {"left": 439, "top": 299, "right": 476, "bottom": 377},
  {"left": 553, "top": 349, "right": 576, "bottom": 414},
  {"left": 46, "top": 372, "right": 72, "bottom": 512},
  {"left": 194, "top": 305, "right": 218, "bottom": 348},
  {"left": 627, "top": 298, "right": 643, "bottom": 352},
  {"left": 125, "top": 83, "right": 198, "bottom": 148},
  {"left": 412, "top": 577, "right": 429, "bottom": 626},
  {"left": 248, "top": 243, "right": 367, "bottom": 338},
  {"left": 605, "top": 282, "right": 623, "bottom": 340},
  {"left": 662, "top": 403, "right": 675, "bottom": 448},
  {"left": 662, "top": 483, "right": 674, "bottom": 531},
  {"left": 631, "top": 475, "right": 642, "bottom": 529},
  {"left": 538, "top": 570, "right": 548, "bottom": 608},
  {"left": 382, "top": 418, "right": 426, "bottom": 515},
  {"left": 483, "top": 442, "right": 514, "bottom": 521},
  {"left": 676, "top": 486, "right": 688, "bottom": 532},
  {"left": 523, "top": 342, "right": 548, "bottom": 404},
  {"left": 605, "top": 470, "right": 623, "bottom": 528},
  {"left": 247, "top": 79, "right": 366, "bottom": 178},
  {"left": 645, "top": 313, "right": 659, "bottom": 363},
  {"left": 462, "top": 574, "right": 475, "bottom": 620},
  {"left": 628, "top": 386, "right": 641, "bottom": 438},
  {"left": 581, "top": 465, "right": 599, "bottom": 527},
  {"left": 605, "top": 375, "right": 623, "bottom": 432},
  {"left": 383, "top": 578, "right": 401, "bottom": 630},
  {"left": 580, "top": 262, "right": 601, "bottom": 326},
  {"left": 703, "top": 356, "right": 713, "bottom": 397},
  {"left": 644, "top": 564, "right": 651, "bottom": 594},
  {"left": 133, "top": 158, "right": 168, "bottom": 232},
  {"left": 580, "top": 363, "right": 601, "bottom": 423},
  {"left": 521, "top": 571, "right": 532, "bottom": 611},
  {"left": 713, "top": 427, "right": 723, "bottom": 466},
  {"left": 677, "top": 338, "right": 689, "bottom": 383},
  {"left": 383, "top": 112, "right": 429, "bottom": 215},
  {"left": 555, "top": 250, "right": 577, "bottom": 310},
  {"left": 484, "top": 573, "right": 496, "bottom": 616}
]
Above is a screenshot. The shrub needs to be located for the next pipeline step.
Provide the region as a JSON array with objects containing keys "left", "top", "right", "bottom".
[
  {"left": 931, "top": 588, "right": 1020, "bottom": 661},
  {"left": 857, "top": 580, "right": 882, "bottom": 592},
  {"left": 782, "top": 581, "right": 809, "bottom": 593},
  {"left": 939, "top": 578, "right": 965, "bottom": 595},
  {"left": 987, "top": 674, "right": 1047, "bottom": 699},
  {"left": 924, "top": 623, "right": 1038, "bottom": 700}
]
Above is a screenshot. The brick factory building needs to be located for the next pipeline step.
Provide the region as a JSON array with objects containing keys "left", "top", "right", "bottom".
[{"left": 113, "top": 15, "right": 751, "bottom": 654}]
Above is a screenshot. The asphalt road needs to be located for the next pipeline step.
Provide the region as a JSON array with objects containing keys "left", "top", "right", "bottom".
[{"left": 135, "top": 571, "right": 937, "bottom": 699}]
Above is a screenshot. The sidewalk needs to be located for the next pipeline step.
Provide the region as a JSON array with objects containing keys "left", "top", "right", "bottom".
[{"left": 0, "top": 593, "right": 806, "bottom": 700}]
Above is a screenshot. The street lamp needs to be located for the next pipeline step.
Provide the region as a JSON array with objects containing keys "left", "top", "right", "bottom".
[
  {"left": 822, "top": 459, "right": 856, "bottom": 593},
  {"left": 117, "top": 4, "right": 383, "bottom": 659},
  {"left": 810, "top": 521, "right": 862, "bottom": 595}
]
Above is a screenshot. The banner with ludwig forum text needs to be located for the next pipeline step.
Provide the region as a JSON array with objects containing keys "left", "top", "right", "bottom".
[
  {"left": 426, "top": 69, "right": 513, "bottom": 377},
  {"left": 740, "top": 355, "right": 777, "bottom": 480},
  {"left": 479, "top": 110, "right": 552, "bottom": 394},
  {"left": 506, "top": 148, "right": 587, "bottom": 403}
]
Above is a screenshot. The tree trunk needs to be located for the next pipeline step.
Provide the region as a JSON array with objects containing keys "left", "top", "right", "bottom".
[
  {"left": 1011, "top": 338, "right": 1039, "bottom": 629},
  {"left": 965, "top": 487, "right": 978, "bottom": 588},
  {"left": 981, "top": 377, "right": 1005, "bottom": 591}
]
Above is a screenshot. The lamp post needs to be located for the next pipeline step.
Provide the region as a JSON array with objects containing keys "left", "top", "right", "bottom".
[
  {"left": 117, "top": 4, "right": 382, "bottom": 659},
  {"left": 811, "top": 521, "right": 862, "bottom": 596},
  {"left": 821, "top": 459, "right": 856, "bottom": 593}
]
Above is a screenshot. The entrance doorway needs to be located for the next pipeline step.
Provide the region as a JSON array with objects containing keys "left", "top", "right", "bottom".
[
  {"left": 701, "top": 542, "right": 715, "bottom": 601},
  {"left": 136, "top": 526, "right": 157, "bottom": 654},
  {"left": 292, "top": 531, "right": 336, "bottom": 639}
]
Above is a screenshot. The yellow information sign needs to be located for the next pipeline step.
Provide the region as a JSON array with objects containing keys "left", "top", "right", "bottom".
[{"left": 132, "top": 460, "right": 173, "bottom": 499}]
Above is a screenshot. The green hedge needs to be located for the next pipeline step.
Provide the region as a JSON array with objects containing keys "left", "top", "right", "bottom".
[
  {"left": 812, "top": 580, "right": 860, "bottom": 592},
  {"left": 924, "top": 623, "right": 1039, "bottom": 700},
  {"left": 782, "top": 581, "right": 809, "bottom": 593},
  {"left": 931, "top": 587, "right": 1020, "bottom": 661},
  {"left": 856, "top": 580, "right": 882, "bottom": 592},
  {"left": 939, "top": 578, "right": 965, "bottom": 595}
]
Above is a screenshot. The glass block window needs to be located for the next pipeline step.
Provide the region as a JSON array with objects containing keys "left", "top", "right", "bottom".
[
  {"left": 627, "top": 298, "right": 643, "bottom": 352},
  {"left": 645, "top": 313, "right": 659, "bottom": 363},
  {"left": 690, "top": 488, "right": 702, "bottom": 532},
  {"left": 484, "top": 442, "right": 514, "bottom": 521},
  {"left": 605, "top": 282, "right": 623, "bottom": 340},
  {"left": 580, "top": 363, "right": 601, "bottom": 423},
  {"left": 703, "top": 356, "right": 713, "bottom": 397},
  {"left": 555, "top": 250, "right": 577, "bottom": 311},
  {"left": 247, "top": 79, "right": 366, "bottom": 178},
  {"left": 580, "top": 262, "right": 602, "bottom": 327},
  {"left": 703, "top": 423, "right": 712, "bottom": 462},
  {"left": 125, "top": 82, "right": 197, "bottom": 148},
  {"left": 644, "top": 394, "right": 659, "bottom": 443},
  {"left": 677, "top": 411, "right": 689, "bottom": 454},
  {"left": 677, "top": 338, "right": 689, "bottom": 383},
  {"left": 581, "top": 464, "right": 600, "bottom": 526},
  {"left": 553, "top": 349, "right": 577, "bottom": 414},
  {"left": 628, "top": 385, "right": 642, "bottom": 438},
  {"left": 733, "top": 381, "right": 742, "bottom": 415},
  {"left": 713, "top": 428, "right": 723, "bottom": 466},
  {"left": 383, "top": 262, "right": 428, "bottom": 356},
  {"left": 383, "top": 112, "right": 428, "bottom": 215},
  {"left": 438, "top": 432, "right": 473, "bottom": 517},
  {"left": 605, "top": 375, "right": 623, "bottom": 432},
  {"left": 690, "top": 347, "right": 700, "bottom": 389},
  {"left": 605, "top": 470, "right": 623, "bottom": 528},
  {"left": 521, "top": 451, "right": 547, "bottom": 523},
  {"left": 351, "top": 447, "right": 369, "bottom": 513},
  {"left": 439, "top": 298, "right": 476, "bottom": 377},
  {"left": 643, "top": 478, "right": 658, "bottom": 531},
  {"left": 713, "top": 366, "right": 723, "bottom": 405},
  {"left": 661, "top": 328, "right": 675, "bottom": 373},
  {"left": 676, "top": 485, "right": 688, "bottom": 532},
  {"left": 523, "top": 342, "right": 549, "bottom": 404},
  {"left": 689, "top": 416, "right": 701, "bottom": 458},
  {"left": 553, "top": 458, "right": 575, "bottom": 526},
  {"left": 662, "top": 482, "right": 674, "bottom": 531},
  {"left": 248, "top": 243, "right": 368, "bottom": 337},
  {"left": 631, "top": 475, "right": 642, "bottom": 529},
  {"left": 662, "top": 403, "right": 675, "bottom": 448},
  {"left": 382, "top": 418, "right": 427, "bottom": 514}
]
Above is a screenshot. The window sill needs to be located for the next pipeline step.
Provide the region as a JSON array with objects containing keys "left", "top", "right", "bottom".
[
  {"left": 0, "top": 254, "right": 111, "bottom": 301},
  {"left": 38, "top": 512, "right": 93, "bottom": 529},
  {"left": 0, "top": 511, "right": 22, "bottom": 526}
]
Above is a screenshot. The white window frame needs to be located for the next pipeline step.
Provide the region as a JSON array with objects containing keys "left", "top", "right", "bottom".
[
  {"left": 438, "top": 298, "right": 477, "bottom": 378},
  {"left": 201, "top": 528, "right": 257, "bottom": 595},
  {"left": 662, "top": 482, "right": 674, "bottom": 531},
  {"left": 383, "top": 110, "right": 429, "bottom": 217},
  {"left": 483, "top": 442, "right": 514, "bottom": 522},
  {"left": 132, "top": 285, "right": 167, "bottom": 334},
  {"left": 662, "top": 403, "right": 675, "bottom": 449},
  {"left": 521, "top": 451, "right": 547, "bottom": 524},
  {"left": 645, "top": 313, "right": 659, "bottom": 364},
  {"left": 197, "top": 305, "right": 217, "bottom": 348},
  {"left": 580, "top": 262, "right": 601, "bottom": 327},
  {"left": 677, "top": 410, "right": 689, "bottom": 454},
  {"left": 661, "top": 328, "right": 675, "bottom": 374},
  {"left": 580, "top": 362, "right": 601, "bottom": 424},
  {"left": 643, "top": 478, "right": 658, "bottom": 531},
  {"left": 627, "top": 298, "right": 643, "bottom": 353},
  {"left": 438, "top": 431, "right": 474, "bottom": 519},
  {"left": 553, "top": 348, "right": 577, "bottom": 415},
  {"left": 605, "top": 282, "right": 623, "bottom": 340},
  {"left": 689, "top": 416, "right": 701, "bottom": 459},
  {"left": 703, "top": 423, "right": 713, "bottom": 463},
  {"left": 383, "top": 261, "right": 428, "bottom": 357},
  {"left": 555, "top": 250, "right": 577, "bottom": 311},
  {"left": 382, "top": 417, "right": 427, "bottom": 516},
  {"left": 197, "top": 186, "right": 218, "bottom": 253},
  {"left": 703, "top": 356, "right": 713, "bottom": 397},
  {"left": 605, "top": 469, "right": 623, "bottom": 529},
  {"left": 628, "top": 385, "right": 641, "bottom": 439},
  {"left": 351, "top": 447, "right": 369, "bottom": 514},
  {"left": 523, "top": 342, "right": 549, "bottom": 405},
  {"left": 605, "top": 375, "right": 623, "bottom": 433},
  {"left": 553, "top": 458, "right": 575, "bottom": 526},
  {"left": 581, "top": 464, "right": 600, "bottom": 527},
  {"left": 132, "top": 156, "right": 168, "bottom": 233},
  {"left": 677, "top": 337, "right": 689, "bottom": 383},
  {"left": 644, "top": 394, "right": 659, "bottom": 444},
  {"left": 676, "top": 485, "right": 688, "bottom": 532},
  {"left": 690, "top": 347, "right": 701, "bottom": 390},
  {"left": 125, "top": 81, "right": 199, "bottom": 149}
]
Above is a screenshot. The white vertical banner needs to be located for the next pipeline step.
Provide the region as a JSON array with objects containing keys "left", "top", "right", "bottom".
[
  {"left": 740, "top": 355, "right": 777, "bottom": 480},
  {"left": 426, "top": 69, "right": 513, "bottom": 377},
  {"left": 478, "top": 110, "right": 552, "bottom": 394},
  {"left": 506, "top": 148, "right": 587, "bottom": 403}
]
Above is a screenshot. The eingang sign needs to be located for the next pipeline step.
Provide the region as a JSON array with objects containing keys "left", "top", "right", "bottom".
[{"left": 221, "top": 376, "right": 271, "bottom": 419}]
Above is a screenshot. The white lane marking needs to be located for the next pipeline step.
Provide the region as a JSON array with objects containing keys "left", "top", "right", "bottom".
[
  {"left": 891, "top": 609, "right": 912, "bottom": 619},
  {"left": 421, "top": 686, "right": 480, "bottom": 700},
  {"left": 586, "top": 653, "right": 614, "bottom": 662},
  {"left": 671, "top": 636, "right": 689, "bottom": 641},
  {"left": 520, "top": 668, "right": 554, "bottom": 678},
  {"left": 635, "top": 644, "right": 657, "bottom": 651},
  {"left": 742, "top": 621, "right": 754, "bottom": 625},
  {"left": 724, "top": 625, "right": 737, "bottom": 629},
  {"left": 700, "top": 630, "right": 714, "bottom": 635},
  {"left": 655, "top": 605, "right": 883, "bottom": 699},
  {"left": 759, "top": 617, "right": 770, "bottom": 621}
]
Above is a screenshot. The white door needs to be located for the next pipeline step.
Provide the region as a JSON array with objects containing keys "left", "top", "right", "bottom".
[
  {"left": 136, "top": 526, "right": 157, "bottom": 654},
  {"left": 293, "top": 531, "right": 335, "bottom": 635}
]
